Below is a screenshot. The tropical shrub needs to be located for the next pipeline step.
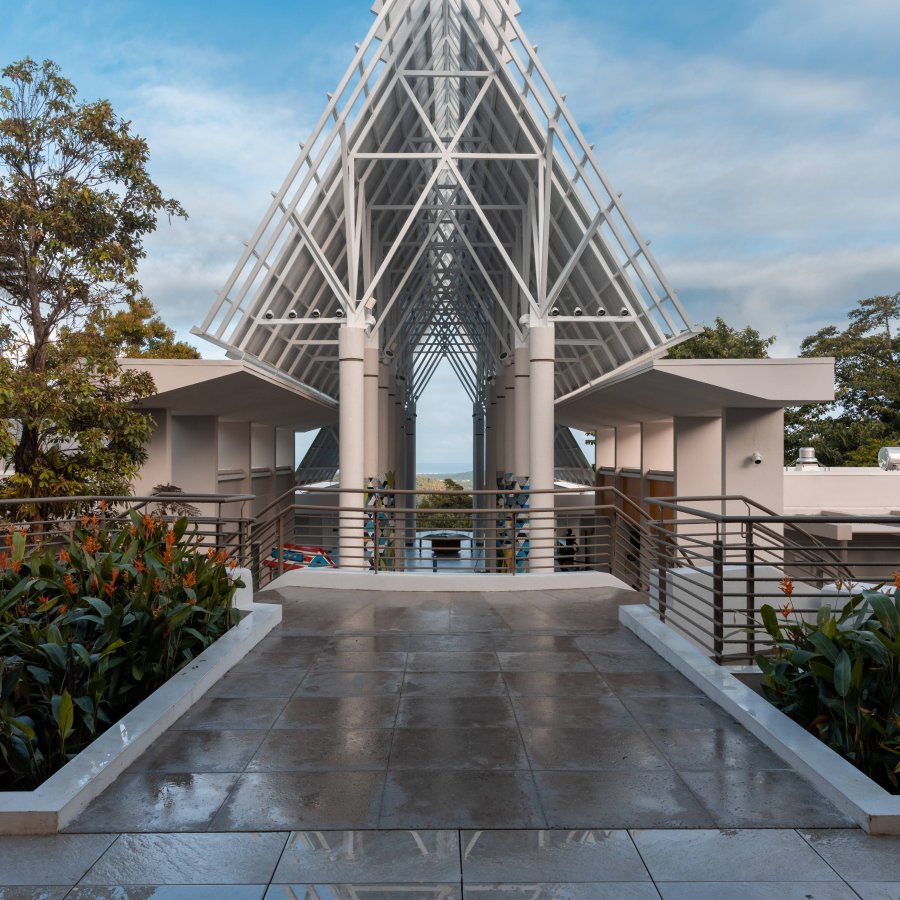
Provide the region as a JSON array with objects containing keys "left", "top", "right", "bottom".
[
  {"left": 0, "top": 509, "right": 241, "bottom": 789},
  {"left": 756, "top": 576, "right": 900, "bottom": 792}
]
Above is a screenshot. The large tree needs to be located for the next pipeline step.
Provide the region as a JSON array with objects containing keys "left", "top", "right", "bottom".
[
  {"left": 0, "top": 58, "right": 187, "bottom": 509},
  {"left": 785, "top": 294, "right": 900, "bottom": 466},
  {"left": 665, "top": 316, "right": 774, "bottom": 359}
]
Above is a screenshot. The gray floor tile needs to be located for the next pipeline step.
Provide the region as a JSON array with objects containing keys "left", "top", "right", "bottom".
[
  {"left": 209, "top": 772, "right": 385, "bottom": 830},
  {"left": 585, "top": 649, "right": 675, "bottom": 673},
  {"left": 603, "top": 672, "right": 704, "bottom": 697},
  {"left": 523, "top": 727, "right": 672, "bottom": 771},
  {"left": 328, "top": 635, "right": 411, "bottom": 652},
  {"left": 0, "top": 834, "right": 115, "bottom": 885},
  {"left": 623, "top": 696, "right": 739, "bottom": 729},
  {"left": 207, "top": 666, "right": 306, "bottom": 700},
  {"left": 402, "top": 672, "right": 507, "bottom": 697},
  {"left": 656, "top": 884, "right": 858, "bottom": 900},
  {"left": 407, "top": 634, "right": 496, "bottom": 652},
  {"left": 380, "top": 771, "right": 546, "bottom": 828},
  {"left": 396, "top": 697, "right": 516, "bottom": 728},
  {"left": 491, "top": 635, "right": 581, "bottom": 652},
  {"left": 246, "top": 728, "right": 392, "bottom": 771},
  {"left": 80, "top": 833, "right": 288, "bottom": 884},
  {"left": 265, "top": 887, "right": 460, "bottom": 900},
  {"left": 503, "top": 672, "right": 613, "bottom": 697},
  {"left": 66, "top": 889, "right": 266, "bottom": 899},
  {"left": 460, "top": 829, "right": 650, "bottom": 882},
  {"left": 227, "top": 656, "right": 316, "bottom": 678},
  {"left": 511, "top": 696, "right": 641, "bottom": 729},
  {"left": 273, "top": 696, "right": 398, "bottom": 729},
  {"left": 406, "top": 652, "right": 500, "bottom": 671},
  {"left": 171, "top": 697, "right": 288, "bottom": 731},
  {"left": 294, "top": 671, "right": 403, "bottom": 696},
  {"left": 801, "top": 829, "right": 900, "bottom": 881},
  {"left": 632, "top": 829, "right": 841, "bottom": 882},
  {"left": 681, "top": 770, "right": 853, "bottom": 827},
  {"left": 309, "top": 652, "right": 408, "bottom": 672},
  {"left": 644, "top": 727, "right": 789, "bottom": 771},
  {"left": 497, "top": 652, "right": 594, "bottom": 672},
  {"left": 126, "top": 730, "right": 267, "bottom": 773},
  {"left": 64, "top": 773, "right": 240, "bottom": 832},
  {"left": 272, "top": 830, "right": 460, "bottom": 883},
  {"left": 389, "top": 727, "right": 528, "bottom": 770},
  {"left": 850, "top": 884, "right": 900, "bottom": 900},
  {"left": 0, "top": 890, "right": 71, "bottom": 900},
  {"left": 535, "top": 772, "right": 715, "bottom": 828},
  {"left": 464, "top": 886, "right": 659, "bottom": 899}
]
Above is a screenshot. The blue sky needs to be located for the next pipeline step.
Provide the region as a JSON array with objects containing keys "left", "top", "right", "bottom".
[{"left": 3, "top": 0, "right": 899, "bottom": 470}]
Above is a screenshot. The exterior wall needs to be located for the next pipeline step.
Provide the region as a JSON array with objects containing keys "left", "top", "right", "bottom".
[
  {"left": 785, "top": 468, "right": 900, "bottom": 515},
  {"left": 133, "top": 409, "right": 171, "bottom": 496},
  {"left": 722, "top": 407, "right": 785, "bottom": 515}
]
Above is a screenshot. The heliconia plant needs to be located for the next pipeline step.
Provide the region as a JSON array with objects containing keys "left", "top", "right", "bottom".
[
  {"left": 756, "top": 573, "right": 900, "bottom": 793},
  {"left": 0, "top": 508, "right": 241, "bottom": 789}
]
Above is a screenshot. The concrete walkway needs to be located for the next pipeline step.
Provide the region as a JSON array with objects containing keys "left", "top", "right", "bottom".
[{"left": 5, "top": 585, "right": 900, "bottom": 896}]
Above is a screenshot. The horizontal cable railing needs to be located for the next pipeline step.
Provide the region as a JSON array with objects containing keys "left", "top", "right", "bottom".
[
  {"left": 647, "top": 496, "right": 900, "bottom": 665},
  {"left": 0, "top": 493, "right": 255, "bottom": 569}
]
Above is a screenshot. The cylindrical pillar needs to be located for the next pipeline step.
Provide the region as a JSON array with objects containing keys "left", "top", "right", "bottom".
[
  {"left": 504, "top": 363, "right": 516, "bottom": 476},
  {"left": 486, "top": 386, "right": 497, "bottom": 490},
  {"left": 364, "top": 344, "right": 380, "bottom": 479},
  {"left": 495, "top": 381, "right": 507, "bottom": 478},
  {"left": 514, "top": 342, "right": 530, "bottom": 478},
  {"left": 378, "top": 363, "right": 390, "bottom": 477},
  {"left": 339, "top": 325, "right": 366, "bottom": 568},
  {"left": 529, "top": 322, "right": 556, "bottom": 571}
]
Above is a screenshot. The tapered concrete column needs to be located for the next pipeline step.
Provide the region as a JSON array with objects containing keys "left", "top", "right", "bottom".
[
  {"left": 486, "top": 387, "right": 498, "bottom": 489},
  {"left": 389, "top": 377, "right": 400, "bottom": 479},
  {"left": 378, "top": 363, "right": 390, "bottom": 477},
  {"left": 495, "top": 381, "right": 507, "bottom": 477},
  {"left": 363, "top": 343, "right": 379, "bottom": 479},
  {"left": 504, "top": 364, "right": 516, "bottom": 476},
  {"left": 473, "top": 403, "right": 486, "bottom": 491},
  {"left": 339, "top": 325, "right": 366, "bottom": 568},
  {"left": 514, "top": 342, "right": 530, "bottom": 477},
  {"left": 529, "top": 322, "right": 556, "bottom": 571}
]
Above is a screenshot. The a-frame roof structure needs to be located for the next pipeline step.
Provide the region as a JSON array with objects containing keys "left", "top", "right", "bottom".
[{"left": 194, "top": 0, "right": 693, "bottom": 409}]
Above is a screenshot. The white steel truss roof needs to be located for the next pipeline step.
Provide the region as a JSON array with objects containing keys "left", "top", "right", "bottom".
[{"left": 195, "top": 0, "right": 694, "bottom": 408}]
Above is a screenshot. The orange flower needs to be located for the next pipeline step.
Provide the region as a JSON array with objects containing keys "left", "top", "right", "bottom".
[
  {"left": 216, "top": 550, "right": 227, "bottom": 564},
  {"left": 779, "top": 577, "right": 794, "bottom": 598},
  {"left": 10, "top": 559, "right": 21, "bottom": 574},
  {"left": 894, "top": 571, "right": 900, "bottom": 591},
  {"left": 99, "top": 499, "right": 107, "bottom": 511},
  {"left": 0, "top": 551, "right": 8, "bottom": 570},
  {"left": 779, "top": 602, "right": 793, "bottom": 620},
  {"left": 228, "top": 559, "right": 237, "bottom": 570},
  {"left": 142, "top": 513, "right": 155, "bottom": 531},
  {"left": 183, "top": 571, "right": 197, "bottom": 588},
  {"left": 57, "top": 604, "right": 68, "bottom": 615},
  {"left": 81, "top": 515, "right": 89, "bottom": 528},
  {"left": 153, "top": 578, "right": 163, "bottom": 593},
  {"left": 186, "top": 597, "right": 197, "bottom": 606},
  {"left": 165, "top": 529, "right": 176, "bottom": 547},
  {"left": 207, "top": 547, "right": 216, "bottom": 560},
  {"left": 83, "top": 536, "right": 100, "bottom": 554},
  {"left": 58, "top": 548, "right": 70, "bottom": 564},
  {"left": 135, "top": 558, "right": 145, "bottom": 574},
  {"left": 63, "top": 574, "right": 77, "bottom": 594},
  {"left": 162, "top": 548, "right": 173, "bottom": 565},
  {"left": 129, "top": 524, "right": 138, "bottom": 537}
]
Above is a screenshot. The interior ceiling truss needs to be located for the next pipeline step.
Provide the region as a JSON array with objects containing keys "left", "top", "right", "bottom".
[{"left": 194, "top": 0, "right": 694, "bottom": 410}]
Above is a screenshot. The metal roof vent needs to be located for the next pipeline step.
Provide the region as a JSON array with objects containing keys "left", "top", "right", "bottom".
[
  {"left": 793, "top": 447, "right": 821, "bottom": 470},
  {"left": 878, "top": 447, "right": 900, "bottom": 471}
]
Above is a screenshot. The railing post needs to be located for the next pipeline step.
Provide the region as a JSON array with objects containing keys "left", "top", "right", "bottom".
[
  {"left": 745, "top": 522, "right": 756, "bottom": 660},
  {"left": 657, "top": 531, "right": 668, "bottom": 623},
  {"left": 373, "top": 502, "right": 379, "bottom": 574},
  {"left": 712, "top": 539, "right": 725, "bottom": 663},
  {"left": 277, "top": 510, "right": 285, "bottom": 577}
]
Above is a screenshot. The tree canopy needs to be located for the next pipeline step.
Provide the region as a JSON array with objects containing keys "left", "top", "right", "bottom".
[
  {"left": 417, "top": 477, "right": 472, "bottom": 529},
  {"left": 666, "top": 316, "right": 774, "bottom": 359},
  {"left": 785, "top": 294, "right": 899, "bottom": 466},
  {"left": 0, "top": 58, "right": 188, "bottom": 510}
]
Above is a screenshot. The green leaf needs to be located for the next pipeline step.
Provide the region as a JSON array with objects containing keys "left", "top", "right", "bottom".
[
  {"left": 760, "top": 605, "right": 782, "bottom": 639},
  {"left": 84, "top": 596, "right": 112, "bottom": 619},
  {"left": 834, "top": 650, "right": 851, "bottom": 697},
  {"left": 53, "top": 690, "right": 75, "bottom": 740}
]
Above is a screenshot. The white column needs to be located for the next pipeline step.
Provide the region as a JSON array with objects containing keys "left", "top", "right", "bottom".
[
  {"left": 378, "top": 363, "right": 390, "bottom": 477},
  {"left": 495, "top": 380, "right": 507, "bottom": 477},
  {"left": 363, "top": 342, "right": 379, "bottom": 479},
  {"left": 486, "top": 387, "right": 497, "bottom": 489},
  {"left": 339, "top": 325, "right": 366, "bottom": 568},
  {"left": 504, "top": 364, "right": 516, "bottom": 476},
  {"left": 529, "top": 321, "right": 556, "bottom": 571},
  {"left": 514, "top": 342, "right": 529, "bottom": 477}
]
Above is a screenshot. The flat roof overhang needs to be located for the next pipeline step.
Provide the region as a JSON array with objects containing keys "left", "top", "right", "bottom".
[
  {"left": 121, "top": 358, "right": 338, "bottom": 431},
  {"left": 555, "top": 357, "right": 836, "bottom": 430}
]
